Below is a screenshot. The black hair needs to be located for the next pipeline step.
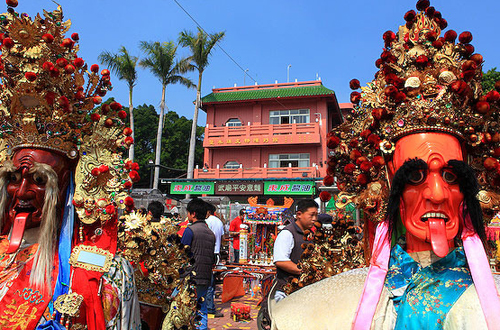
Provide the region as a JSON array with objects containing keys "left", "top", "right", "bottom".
[
  {"left": 205, "top": 202, "right": 216, "bottom": 215},
  {"left": 296, "top": 199, "right": 319, "bottom": 214},
  {"left": 448, "top": 160, "right": 486, "bottom": 244},
  {"left": 387, "top": 158, "right": 486, "bottom": 246},
  {"left": 187, "top": 198, "right": 208, "bottom": 221},
  {"left": 387, "top": 158, "right": 427, "bottom": 239},
  {"left": 147, "top": 200, "right": 164, "bottom": 220},
  {"left": 239, "top": 209, "right": 245, "bottom": 216}
]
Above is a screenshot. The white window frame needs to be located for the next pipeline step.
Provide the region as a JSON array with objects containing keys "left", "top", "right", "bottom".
[
  {"left": 269, "top": 109, "right": 310, "bottom": 125},
  {"left": 223, "top": 161, "right": 240, "bottom": 169},
  {"left": 225, "top": 118, "right": 242, "bottom": 127},
  {"left": 268, "top": 153, "right": 310, "bottom": 168}
]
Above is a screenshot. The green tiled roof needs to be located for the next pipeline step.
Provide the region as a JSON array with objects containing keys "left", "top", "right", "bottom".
[{"left": 201, "top": 85, "right": 335, "bottom": 104}]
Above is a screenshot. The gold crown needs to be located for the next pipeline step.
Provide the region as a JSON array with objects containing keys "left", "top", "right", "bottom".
[
  {"left": 0, "top": 5, "right": 117, "bottom": 159},
  {"left": 0, "top": 4, "right": 136, "bottom": 225},
  {"left": 325, "top": 0, "right": 500, "bottom": 220}
]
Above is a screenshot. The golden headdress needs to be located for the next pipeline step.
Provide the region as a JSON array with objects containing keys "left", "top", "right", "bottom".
[
  {"left": 0, "top": 4, "right": 137, "bottom": 223},
  {"left": 324, "top": 0, "right": 500, "bottom": 221}
]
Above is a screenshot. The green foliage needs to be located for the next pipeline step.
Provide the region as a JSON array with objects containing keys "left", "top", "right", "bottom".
[
  {"left": 132, "top": 104, "right": 204, "bottom": 188},
  {"left": 98, "top": 46, "right": 138, "bottom": 89},
  {"left": 178, "top": 28, "right": 226, "bottom": 75},
  {"left": 138, "top": 41, "right": 194, "bottom": 89},
  {"left": 482, "top": 67, "right": 500, "bottom": 93}
]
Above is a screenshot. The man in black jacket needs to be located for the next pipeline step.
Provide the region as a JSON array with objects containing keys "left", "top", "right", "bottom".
[
  {"left": 273, "top": 199, "right": 318, "bottom": 302},
  {"left": 181, "top": 198, "right": 215, "bottom": 330}
]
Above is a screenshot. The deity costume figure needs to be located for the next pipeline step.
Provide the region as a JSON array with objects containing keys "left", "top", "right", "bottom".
[
  {"left": 270, "top": 1, "right": 500, "bottom": 329},
  {"left": 0, "top": 3, "right": 140, "bottom": 329}
]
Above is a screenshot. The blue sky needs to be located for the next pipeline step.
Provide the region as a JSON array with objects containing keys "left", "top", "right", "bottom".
[{"left": 16, "top": 0, "right": 500, "bottom": 125}]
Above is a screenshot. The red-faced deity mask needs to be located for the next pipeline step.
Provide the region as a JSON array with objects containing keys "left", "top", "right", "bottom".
[
  {"left": 3, "top": 149, "right": 71, "bottom": 250},
  {"left": 387, "top": 133, "right": 464, "bottom": 257}
]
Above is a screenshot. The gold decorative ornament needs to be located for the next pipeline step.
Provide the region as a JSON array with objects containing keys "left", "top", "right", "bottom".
[
  {"left": 54, "top": 292, "right": 84, "bottom": 317},
  {"left": 69, "top": 244, "right": 114, "bottom": 273}
]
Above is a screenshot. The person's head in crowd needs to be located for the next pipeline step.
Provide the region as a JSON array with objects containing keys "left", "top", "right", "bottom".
[
  {"left": 295, "top": 199, "right": 319, "bottom": 231},
  {"left": 318, "top": 213, "right": 333, "bottom": 225},
  {"left": 147, "top": 200, "right": 164, "bottom": 222},
  {"left": 206, "top": 202, "right": 216, "bottom": 216},
  {"left": 239, "top": 209, "right": 245, "bottom": 217},
  {"left": 187, "top": 198, "right": 208, "bottom": 223},
  {"left": 174, "top": 213, "right": 180, "bottom": 220}
]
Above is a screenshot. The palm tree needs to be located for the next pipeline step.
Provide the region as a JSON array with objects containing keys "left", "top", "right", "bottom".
[
  {"left": 179, "top": 28, "right": 225, "bottom": 179},
  {"left": 98, "top": 46, "right": 138, "bottom": 161},
  {"left": 139, "top": 41, "right": 194, "bottom": 189}
]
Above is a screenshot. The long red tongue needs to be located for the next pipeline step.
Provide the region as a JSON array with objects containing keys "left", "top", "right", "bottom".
[
  {"left": 428, "top": 218, "right": 449, "bottom": 258},
  {"left": 6, "top": 212, "right": 30, "bottom": 254}
]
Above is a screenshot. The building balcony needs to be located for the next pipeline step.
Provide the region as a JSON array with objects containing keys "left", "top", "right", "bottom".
[
  {"left": 203, "top": 122, "right": 320, "bottom": 148},
  {"left": 193, "top": 166, "right": 321, "bottom": 179}
]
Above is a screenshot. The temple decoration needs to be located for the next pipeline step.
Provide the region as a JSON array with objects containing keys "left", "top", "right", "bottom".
[
  {"left": 118, "top": 212, "right": 198, "bottom": 329},
  {"left": 284, "top": 216, "right": 364, "bottom": 294},
  {"left": 324, "top": 0, "right": 500, "bottom": 225}
]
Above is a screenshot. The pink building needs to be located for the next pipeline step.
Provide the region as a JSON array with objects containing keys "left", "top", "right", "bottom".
[{"left": 195, "top": 81, "right": 349, "bottom": 180}]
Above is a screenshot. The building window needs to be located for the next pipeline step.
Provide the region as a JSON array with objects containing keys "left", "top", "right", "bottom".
[
  {"left": 225, "top": 118, "right": 242, "bottom": 127},
  {"left": 269, "top": 109, "right": 310, "bottom": 125},
  {"left": 224, "top": 161, "right": 240, "bottom": 169},
  {"left": 269, "top": 153, "right": 310, "bottom": 168}
]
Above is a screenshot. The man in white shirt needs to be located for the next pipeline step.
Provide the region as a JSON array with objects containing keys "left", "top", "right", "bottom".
[
  {"left": 204, "top": 202, "right": 225, "bottom": 317},
  {"left": 273, "top": 199, "right": 318, "bottom": 302}
]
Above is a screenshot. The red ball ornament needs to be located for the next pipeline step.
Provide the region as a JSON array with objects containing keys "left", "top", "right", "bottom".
[
  {"left": 93, "top": 96, "right": 102, "bottom": 105},
  {"left": 372, "top": 156, "right": 385, "bottom": 168},
  {"left": 344, "top": 163, "right": 356, "bottom": 174},
  {"left": 56, "top": 58, "right": 68, "bottom": 67},
  {"left": 484, "top": 157, "right": 498, "bottom": 171},
  {"left": 319, "top": 191, "right": 331, "bottom": 203},
  {"left": 118, "top": 110, "right": 127, "bottom": 119},
  {"left": 124, "top": 196, "right": 135, "bottom": 207},
  {"left": 350, "top": 91, "right": 361, "bottom": 104},
  {"left": 24, "top": 72, "right": 37, "bottom": 82},
  {"left": 41, "top": 34, "right": 54, "bottom": 43},
  {"left": 415, "top": 55, "right": 429, "bottom": 67},
  {"left": 42, "top": 61, "right": 54, "bottom": 71},
  {"left": 323, "top": 175, "right": 334, "bottom": 186},
  {"left": 71, "top": 33, "right": 79, "bottom": 41},
  {"left": 444, "top": 30, "right": 457, "bottom": 43},
  {"left": 131, "top": 162, "right": 140, "bottom": 171},
  {"left": 404, "top": 10, "right": 416, "bottom": 22},
  {"left": 104, "top": 118, "right": 114, "bottom": 128},
  {"left": 101, "top": 69, "right": 110, "bottom": 76},
  {"left": 416, "top": 0, "right": 430, "bottom": 11},
  {"left": 426, "top": 31, "right": 437, "bottom": 42},
  {"left": 105, "top": 204, "right": 116, "bottom": 215},
  {"left": 90, "top": 64, "right": 99, "bottom": 73},
  {"left": 360, "top": 161, "right": 373, "bottom": 172},
  {"left": 129, "top": 170, "right": 140, "bottom": 182},
  {"left": 90, "top": 113, "right": 101, "bottom": 122},
  {"left": 101, "top": 104, "right": 111, "bottom": 114},
  {"left": 98, "top": 165, "right": 109, "bottom": 173},
  {"left": 123, "top": 181, "right": 133, "bottom": 189},
  {"left": 432, "top": 38, "right": 444, "bottom": 49},
  {"left": 349, "top": 79, "right": 360, "bottom": 90},
  {"left": 61, "top": 38, "right": 74, "bottom": 48},
  {"left": 6, "top": 0, "right": 18, "bottom": 7},
  {"left": 470, "top": 54, "right": 483, "bottom": 65},
  {"left": 475, "top": 101, "right": 491, "bottom": 115},
  {"left": 2, "top": 37, "right": 14, "bottom": 49},
  {"left": 110, "top": 102, "right": 122, "bottom": 110},
  {"left": 356, "top": 174, "right": 369, "bottom": 186},
  {"left": 73, "top": 58, "right": 84, "bottom": 67},
  {"left": 64, "top": 64, "right": 75, "bottom": 74},
  {"left": 327, "top": 135, "right": 341, "bottom": 149},
  {"left": 75, "top": 90, "right": 85, "bottom": 100},
  {"left": 459, "top": 31, "right": 473, "bottom": 44},
  {"left": 124, "top": 136, "right": 134, "bottom": 145},
  {"left": 91, "top": 168, "right": 101, "bottom": 176},
  {"left": 123, "top": 127, "right": 133, "bottom": 136}
]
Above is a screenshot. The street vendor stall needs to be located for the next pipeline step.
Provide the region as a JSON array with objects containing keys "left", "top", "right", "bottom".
[{"left": 242, "top": 196, "right": 294, "bottom": 264}]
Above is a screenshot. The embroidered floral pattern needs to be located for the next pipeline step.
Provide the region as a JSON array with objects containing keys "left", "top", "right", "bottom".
[{"left": 385, "top": 245, "right": 472, "bottom": 329}]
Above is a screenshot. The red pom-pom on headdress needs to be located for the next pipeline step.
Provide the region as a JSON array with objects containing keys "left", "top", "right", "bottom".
[
  {"left": 459, "top": 31, "right": 473, "bottom": 44},
  {"left": 416, "top": 0, "right": 430, "bottom": 11}
]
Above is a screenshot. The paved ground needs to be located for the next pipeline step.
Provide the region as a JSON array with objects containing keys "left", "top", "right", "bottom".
[{"left": 208, "top": 283, "right": 261, "bottom": 330}]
